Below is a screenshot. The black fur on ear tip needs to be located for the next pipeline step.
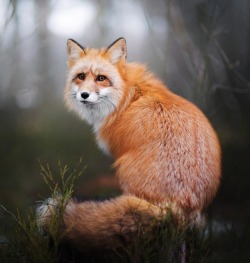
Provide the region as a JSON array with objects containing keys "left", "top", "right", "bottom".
[
  {"left": 107, "top": 37, "right": 126, "bottom": 51},
  {"left": 67, "top": 39, "right": 86, "bottom": 53}
]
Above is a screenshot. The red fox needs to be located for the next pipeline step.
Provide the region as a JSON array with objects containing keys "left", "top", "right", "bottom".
[{"left": 37, "top": 38, "right": 221, "bottom": 251}]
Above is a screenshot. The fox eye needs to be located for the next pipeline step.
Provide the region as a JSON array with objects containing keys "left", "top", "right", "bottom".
[
  {"left": 77, "top": 73, "right": 85, "bottom": 80},
  {"left": 96, "top": 75, "right": 106, "bottom": 81}
]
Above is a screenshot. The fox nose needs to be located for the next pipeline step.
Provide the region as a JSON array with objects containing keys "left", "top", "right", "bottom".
[{"left": 81, "top": 92, "right": 89, "bottom": 99}]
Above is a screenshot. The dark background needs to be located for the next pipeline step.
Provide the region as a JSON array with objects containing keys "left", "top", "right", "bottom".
[{"left": 0, "top": 0, "right": 249, "bottom": 250}]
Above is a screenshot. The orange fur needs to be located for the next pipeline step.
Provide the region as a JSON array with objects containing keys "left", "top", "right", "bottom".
[
  {"left": 38, "top": 38, "right": 221, "bottom": 250},
  {"left": 99, "top": 62, "right": 221, "bottom": 215},
  {"left": 63, "top": 196, "right": 164, "bottom": 249}
]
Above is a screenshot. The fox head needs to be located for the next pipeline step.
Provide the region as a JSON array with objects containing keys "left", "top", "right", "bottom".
[{"left": 64, "top": 38, "right": 127, "bottom": 128}]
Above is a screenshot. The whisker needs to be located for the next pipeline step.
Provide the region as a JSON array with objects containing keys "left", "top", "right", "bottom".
[{"left": 99, "top": 96, "right": 117, "bottom": 110}]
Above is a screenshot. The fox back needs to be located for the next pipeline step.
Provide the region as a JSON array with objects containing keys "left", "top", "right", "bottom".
[{"left": 64, "top": 38, "right": 221, "bottom": 223}]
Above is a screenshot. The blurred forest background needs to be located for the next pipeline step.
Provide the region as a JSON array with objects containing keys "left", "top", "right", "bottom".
[{"left": 0, "top": 0, "right": 250, "bottom": 260}]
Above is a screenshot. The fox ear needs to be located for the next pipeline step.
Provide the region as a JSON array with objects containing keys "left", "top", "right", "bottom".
[
  {"left": 106, "top": 37, "right": 126, "bottom": 64},
  {"left": 67, "top": 39, "right": 86, "bottom": 65}
]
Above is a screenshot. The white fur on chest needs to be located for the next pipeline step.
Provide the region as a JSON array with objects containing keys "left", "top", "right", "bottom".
[
  {"left": 95, "top": 132, "right": 110, "bottom": 155},
  {"left": 84, "top": 106, "right": 112, "bottom": 155}
]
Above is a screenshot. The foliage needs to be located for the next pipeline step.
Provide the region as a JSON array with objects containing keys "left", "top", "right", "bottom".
[
  {"left": 0, "top": 159, "right": 84, "bottom": 263},
  {"left": 0, "top": 159, "right": 205, "bottom": 263},
  {"left": 0, "top": 159, "right": 250, "bottom": 262}
]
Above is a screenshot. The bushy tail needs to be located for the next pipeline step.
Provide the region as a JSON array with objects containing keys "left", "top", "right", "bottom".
[
  {"left": 37, "top": 195, "right": 167, "bottom": 251},
  {"left": 37, "top": 195, "right": 203, "bottom": 263},
  {"left": 65, "top": 195, "right": 166, "bottom": 249}
]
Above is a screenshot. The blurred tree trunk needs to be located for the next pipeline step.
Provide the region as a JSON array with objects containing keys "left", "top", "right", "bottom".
[
  {"left": 165, "top": 0, "right": 250, "bottom": 117},
  {"left": 35, "top": 0, "right": 54, "bottom": 104},
  {"left": 7, "top": 0, "right": 22, "bottom": 106}
]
